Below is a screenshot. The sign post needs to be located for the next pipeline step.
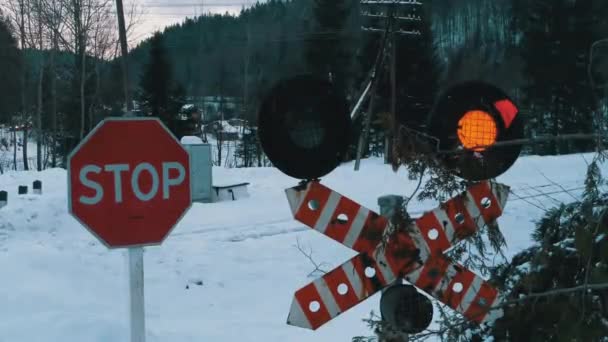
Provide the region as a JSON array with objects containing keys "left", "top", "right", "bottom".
[
  {"left": 68, "top": 117, "right": 192, "bottom": 342},
  {"left": 129, "top": 247, "right": 146, "bottom": 342}
]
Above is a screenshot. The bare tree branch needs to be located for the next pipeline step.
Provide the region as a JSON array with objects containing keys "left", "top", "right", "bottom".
[{"left": 294, "top": 237, "right": 329, "bottom": 278}]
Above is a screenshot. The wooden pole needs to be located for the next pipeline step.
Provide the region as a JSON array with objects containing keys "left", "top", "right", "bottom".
[
  {"left": 387, "top": 15, "right": 397, "bottom": 165},
  {"left": 115, "top": 0, "right": 133, "bottom": 112},
  {"left": 355, "top": 83, "right": 378, "bottom": 171},
  {"left": 354, "top": 7, "right": 393, "bottom": 171}
]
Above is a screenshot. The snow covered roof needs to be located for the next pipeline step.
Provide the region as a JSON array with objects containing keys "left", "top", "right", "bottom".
[{"left": 181, "top": 136, "right": 204, "bottom": 145}]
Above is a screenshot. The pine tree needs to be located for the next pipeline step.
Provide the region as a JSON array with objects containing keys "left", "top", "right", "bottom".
[
  {"left": 305, "top": 0, "right": 355, "bottom": 92},
  {"left": 0, "top": 18, "right": 22, "bottom": 125},
  {"left": 138, "top": 32, "right": 185, "bottom": 135},
  {"left": 429, "top": 158, "right": 608, "bottom": 341},
  {"left": 520, "top": 0, "right": 603, "bottom": 155},
  {"left": 483, "top": 160, "right": 608, "bottom": 341},
  {"left": 393, "top": 5, "right": 439, "bottom": 132}
]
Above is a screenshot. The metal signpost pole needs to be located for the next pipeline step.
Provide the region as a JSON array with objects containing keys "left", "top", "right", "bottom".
[
  {"left": 378, "top": 195, "right": 408, "bottom": 342},
  {"left": 129, "top": 247, "right": 146, "bottom": 342}
]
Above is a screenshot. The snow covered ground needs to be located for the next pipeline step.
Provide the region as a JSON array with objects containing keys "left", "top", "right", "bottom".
[
  {"left": 0, "top": 154, "right": 606, "bottom": 342},
  {"left": 0, "top": 129, "right": 40, "bottom": 172}
]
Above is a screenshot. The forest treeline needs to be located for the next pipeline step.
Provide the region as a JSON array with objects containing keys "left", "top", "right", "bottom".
[{"left": 0, "top": 0, "right": 607, "bottom": 170}]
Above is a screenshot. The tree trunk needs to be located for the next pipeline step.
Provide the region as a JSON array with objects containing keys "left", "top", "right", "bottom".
[
  {"left": 36, "top": 59, "right": 43, "bottom": 171},
  {"left": 553, "top": 100, "right": 560, "bottom": 155},
  {"left": 88, "top": 61, "right": 101, "bottom": 131},
  {"left": 36, "top": 1, "right": 44, "bottom": 172},
  {"left": 217, "top": 132, "right": 223, "bottom": 167},
  {"left": 51, "top": 32, "right": 58, "bottom": 168},
  {"left": 80, "top": 48, "right": 86, "bottom": 140},
  {"left": 12, "top": 127, "right": 17, "bottom": 171},
  {"left": 256, "top": 139, "right": 262, "bottom": 167},
  {"left": 19, "top": 0, "right": 28, "bottom": 171},
  {"left": 22, "top": 126, "right": 28, "bottom": 170}
]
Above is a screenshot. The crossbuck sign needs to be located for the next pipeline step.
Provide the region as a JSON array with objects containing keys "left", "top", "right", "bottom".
[{"left": 285, "top": 180, "right": 509, "bottom": 330}]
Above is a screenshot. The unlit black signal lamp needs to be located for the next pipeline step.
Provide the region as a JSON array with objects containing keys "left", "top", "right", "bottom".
[
  {"left": 257, "top": 74, "right": 352, "bottom": 180},
  {"left": 379, "top": 284, "right": 434, "bottom": 335}
]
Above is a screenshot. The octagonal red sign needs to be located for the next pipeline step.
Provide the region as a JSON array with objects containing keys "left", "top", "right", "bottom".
[{"left": 68, "top": 117, "right": 192, "bottom": 248}]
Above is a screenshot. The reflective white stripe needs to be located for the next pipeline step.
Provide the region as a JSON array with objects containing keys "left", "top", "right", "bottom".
[
  {"left": 482, "top": 294, "right": 504, "bottom": 324},
  {"left": 490, "top": 182, "right": 508, "bottom": 212},
  {"left": 285, "top": 185, "right": 311, "bottom": 216},
  {"left": 409, "top": 226, "right": 431, "bottom": 262},
  {"left": 287, "top": 297, "right": 313, "bottom": 329},
  {"left": 314, "top": 278, "right": 341, "bottom": 318},
  {"left": 458, "top": 275, "right": 483, "bottom": 313},
  {"left": 433, "top": 263, "right": 459, "bottom": 295},
  {"left": 432, "top": 208, "right": 455, "bottom": 244},
  {"left": 342, "top": 260, "right": 365, "bottom": 300},
  {"left": 403, "top": 264, "right": 424, "bottom": 285},
  {"left": 465, "top": 191, "right": 485, "bottom": 230},
  {"left": 314, "top": 191, "right": 341, "bottom": 234},
  {"left": 373, "top": 249, "right": 397, "bottom": 284},
  {"left": 343, "top": 206, "right": 369, "bottom": 248}
]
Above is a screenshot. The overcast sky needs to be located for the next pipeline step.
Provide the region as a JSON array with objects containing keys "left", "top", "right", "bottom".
[{"left": 131, "top": 0, "right": 261, "bottom": 43}]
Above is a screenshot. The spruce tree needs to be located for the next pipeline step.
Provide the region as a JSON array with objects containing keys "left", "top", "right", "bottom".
[
  {"left": 393, "top": 5, "right": 438, "bottom": 132},
  {"left": 305, "top": 0, "right": 355, "bottom": 92},
  {"left": 520, "top": 0, "right": 603, "bottom": 155},
  {"left": 426, "top": 158, "right": 608, "bottom": 342},
  {"left": 138, "top": 32, "right": 185, "bottom": 135},
  {"left": 0, "top": 18, "right": 22, "bottom": 124}
]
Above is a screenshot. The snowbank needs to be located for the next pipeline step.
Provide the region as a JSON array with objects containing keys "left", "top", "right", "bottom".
[{"left": 0, "top": 154, "right": 605, "bottom": 341}]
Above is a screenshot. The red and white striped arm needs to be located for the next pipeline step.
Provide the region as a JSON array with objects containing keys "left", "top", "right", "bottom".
[
  {"left": 415, "top": 181, "right": 510, "bottom": 253},
  {"left": 404, "top": 181, "right": 508, "bottom": 325},
  {"left": 404, "top": 254, "right": 504, "bottom": 324},
  {"left": 286, "top": 224, "right": 439, "bottom": 330},
  {"left": 287, "top": 250, "right": 423, "bottom": 330},
  {"left": 286, "top": 180, "right": 509, "bottom": 258},
  {"left": 285, "top": 181, "right": 391, "bottom": 255}
]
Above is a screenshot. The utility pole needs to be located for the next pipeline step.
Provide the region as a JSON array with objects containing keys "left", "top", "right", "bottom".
[
  {"left": 244, "top": 20, "right": 251, "bottom": 120},
  {"left": 353, "top": 0, "right": 422, "bottom": 171},
  {"left": 115, "top": 0, "right": 133, "bottom": 113},
  {"left": 388, "top": 6, "right": 397, "bottom": 164},
  {"left": 353, "top": 13, "right": 390, "bottom": 171}
]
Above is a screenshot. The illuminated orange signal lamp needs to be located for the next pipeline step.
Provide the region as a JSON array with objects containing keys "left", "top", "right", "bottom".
[
  {"left": 427, "top": 81, "right": 524, "bottom": 181},
  {"left": 457, "top": 110, "right": 498, "bottom": 152}
]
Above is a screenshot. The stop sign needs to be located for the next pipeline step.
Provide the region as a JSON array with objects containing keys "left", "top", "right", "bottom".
[{"left": 68, "top": 118, "right": 192, "bottom": 248}]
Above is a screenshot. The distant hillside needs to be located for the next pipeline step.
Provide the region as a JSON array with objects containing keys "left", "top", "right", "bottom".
[{"left": 127, "top": 0, "right": 363, "bottom": 120}]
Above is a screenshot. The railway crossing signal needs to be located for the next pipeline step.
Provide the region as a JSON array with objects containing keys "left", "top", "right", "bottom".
[
  {"left": 256, "top": 75, "right": 519, "bottom": 335},
  {"left": 285, "top": 180, "right": 509, "bottom": 330}
]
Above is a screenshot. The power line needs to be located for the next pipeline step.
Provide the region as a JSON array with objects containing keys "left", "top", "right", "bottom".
[
  {"left": 142, "top": 1, "right": 257, "bottom": 7},
  {"left": 510, "top": 187, "right": 586, "bottom": 201}
]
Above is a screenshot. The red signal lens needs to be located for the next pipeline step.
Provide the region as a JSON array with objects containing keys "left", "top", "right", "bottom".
[
  {"left": 494, "top": 99, "right": 518, "bottom": 129},
  {"left": 457, "top": 111, "right": 498, "bottom": 151}
]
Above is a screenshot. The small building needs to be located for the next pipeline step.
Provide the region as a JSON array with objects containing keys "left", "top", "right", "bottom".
[{"left": 185, "top": 96, "right": 243, "bottom": 123}]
